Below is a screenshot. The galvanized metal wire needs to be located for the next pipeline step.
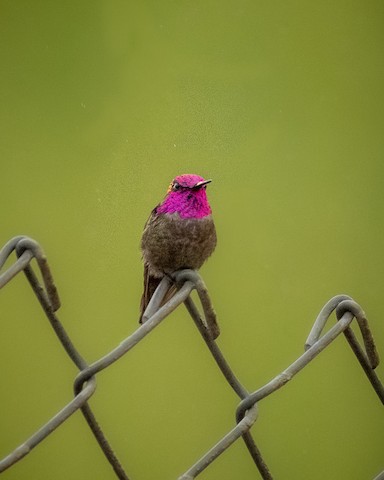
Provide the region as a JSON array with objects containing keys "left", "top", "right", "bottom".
[{"left": 0, "top": 236, "right": 383, "bottom": 479}]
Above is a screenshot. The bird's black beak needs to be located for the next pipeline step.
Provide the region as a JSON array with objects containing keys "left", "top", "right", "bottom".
[{"left": 192, "top": 179, "right": 212, "bottom": 190}]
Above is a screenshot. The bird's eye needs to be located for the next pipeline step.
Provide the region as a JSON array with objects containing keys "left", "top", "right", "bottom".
[{"left": 172, "top": 182, "right": 181, "bottom": 191}]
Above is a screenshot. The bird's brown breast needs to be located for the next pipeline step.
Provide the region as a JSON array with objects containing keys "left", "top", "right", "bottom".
[{"left": 141, "top": 212, "right": 216, "bottom": 277}]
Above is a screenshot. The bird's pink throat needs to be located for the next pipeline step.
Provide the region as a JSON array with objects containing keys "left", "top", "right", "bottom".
[{"left": 157, "top": 190, "right": 212, "bottom": 219}]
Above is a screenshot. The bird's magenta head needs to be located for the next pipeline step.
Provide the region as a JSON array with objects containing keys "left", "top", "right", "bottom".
[{"left": 157, "top": 174, "right": 213, "bottom": 219}]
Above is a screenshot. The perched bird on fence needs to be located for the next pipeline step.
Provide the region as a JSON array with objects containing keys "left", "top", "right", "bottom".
[{"left": 140, "top": 173, "right": 216, "bottom": 323}]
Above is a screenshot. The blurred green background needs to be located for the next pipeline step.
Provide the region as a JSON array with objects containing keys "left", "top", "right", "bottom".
[{"left": 1, "top": 1, "right": 383, "bottom": 479}]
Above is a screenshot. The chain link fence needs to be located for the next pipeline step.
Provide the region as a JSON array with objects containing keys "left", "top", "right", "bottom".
[{"left": 0, "top": 236, "right": 383, "bottom": 479}]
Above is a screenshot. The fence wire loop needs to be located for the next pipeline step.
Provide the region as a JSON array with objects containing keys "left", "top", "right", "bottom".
[
  {"left": 173, "top": 269, "right": 220, "bottom": 339},
  {"left": 1, "top": 236, "right": 383, "bottom": 480},
  {"left": 17, "top": 236, "right": 61, "bottom": 311},
  {"left": 335, "top": 299, "right": 380, "bottom": 369}
]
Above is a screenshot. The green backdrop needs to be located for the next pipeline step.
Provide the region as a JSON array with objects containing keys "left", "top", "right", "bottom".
[{"left": 1, "top": 1, "right": 383, "bottom": 479}]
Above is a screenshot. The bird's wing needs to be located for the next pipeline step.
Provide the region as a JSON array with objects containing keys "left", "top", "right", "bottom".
[{"left": 139, "top": 206, "right": 163, "bottom": 322}]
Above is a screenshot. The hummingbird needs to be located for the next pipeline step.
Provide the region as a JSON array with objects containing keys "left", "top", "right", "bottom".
[{"left": 140, "top": 173, "right": 217, "bottom": 322}]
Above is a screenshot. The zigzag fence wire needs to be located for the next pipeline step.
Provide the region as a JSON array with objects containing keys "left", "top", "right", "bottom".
[{"left": 0, "top": 235, "right": 383, "bottom": 479}]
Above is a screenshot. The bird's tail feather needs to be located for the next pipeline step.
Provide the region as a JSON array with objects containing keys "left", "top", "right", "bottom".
[{"left": 140, "top": 258, "right": 182, "bottom": 319}]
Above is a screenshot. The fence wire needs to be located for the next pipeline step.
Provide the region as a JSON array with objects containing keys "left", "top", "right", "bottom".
[{"left": 0, "top": 235, "right": 383, "bottom": 479}]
